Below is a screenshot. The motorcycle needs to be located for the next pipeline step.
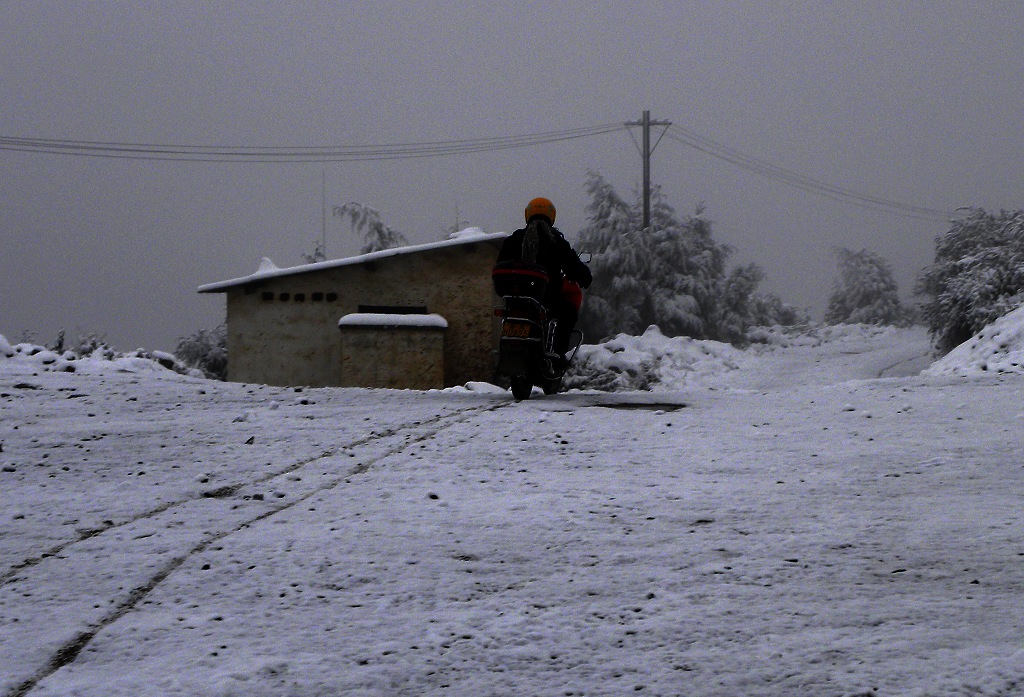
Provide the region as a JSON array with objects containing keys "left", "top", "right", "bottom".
[{"left": 491, "top": 260, "right": 583, "bottom": 400}]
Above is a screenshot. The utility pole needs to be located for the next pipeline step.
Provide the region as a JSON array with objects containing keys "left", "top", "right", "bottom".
[{"left": 625, "top": 111, "right": 672, "bottom": 230}]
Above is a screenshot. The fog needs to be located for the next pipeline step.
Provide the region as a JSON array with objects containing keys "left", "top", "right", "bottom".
[{"left": 2, "top": 2, "right": 1021, "bottom": 350}]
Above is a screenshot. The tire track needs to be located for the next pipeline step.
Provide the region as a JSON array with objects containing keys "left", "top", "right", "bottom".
[
  {"left": 875, "top": 352, "right": 931, "bottom": 378},
  {"left": 0, "top": 405, "right": 491, "bottom": 587},
  {"left": 3, "top": 401, "right": 507, "bottom": 697}
]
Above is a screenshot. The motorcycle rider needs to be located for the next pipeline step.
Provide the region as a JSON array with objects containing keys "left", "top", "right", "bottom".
[{"left": 496, "top": 197, "right": 592, "bottom": 369}]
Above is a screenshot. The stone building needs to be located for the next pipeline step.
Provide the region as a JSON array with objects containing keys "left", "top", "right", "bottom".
[{"left": 198, "top": 231, "right": 508, "bottom": 388}]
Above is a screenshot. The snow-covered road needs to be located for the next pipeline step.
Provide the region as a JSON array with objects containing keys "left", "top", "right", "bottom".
[{"left": 2, "top": 327, "right": 1024, "bottom": 696}]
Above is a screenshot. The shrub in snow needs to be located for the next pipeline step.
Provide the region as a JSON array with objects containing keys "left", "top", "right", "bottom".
[
  {"left": 71, "top": 332, "right": 117, "bottom": 360},
  {"left": 47, "top": 329, "right": 67, "bottom": 353},
  {"left": 824, "top": 247, "right": 910, "bottom": 326},
  {"left": 917, "top": 208, "right": 1024, "bottom": 354},
  {"left": 4, "top": 330, "right": 113, "bottom": 361},
  {"left": 150, "top": 350, "right": 182, "bottom": 370},
  {"left": 33, "top": 350, "right": 60, "bottom": 365},
  {"left": 175, "top": 325, "right": 227, "bottom": 380},
  {"left": 716, "top": 263, "right": 764, "bottom": 344},
  {"left": 746, "top": 294, "right": 811, "bottom": 335},
  {"left": 745, "top": 323, "right": 820, "bottom": 348}
]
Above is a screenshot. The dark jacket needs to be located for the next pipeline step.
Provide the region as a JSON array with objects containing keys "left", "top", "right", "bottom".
[{"left": 497, "top": 224, "right": 592, "bottom": 308}]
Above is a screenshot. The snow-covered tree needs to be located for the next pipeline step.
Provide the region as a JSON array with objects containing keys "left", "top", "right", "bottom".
[
  {"left": 648, "top": 200, "right": 731, "bottom": 338},
  {"left": 575, "top": 171, "right": 792, "bottom": 343},
  {"left": 747, "top": 292, "right": 810, "bottom": 329},
  {"left": 302, "top": 239, "right": 327, "bottom": 264},
  {"left": 716, "top": 263, "right": 766, "bottom": 343},
  {"left": 917, "top": 208, "right": 1024, "bottom": 353},
  {"left": 824, "top": 247, "right": 908, "bottom": 326},
  {"left": 332, "top": 203, "right": 409, "bottom": 254},
  {"left": 572, "top": 173, "right": 643, "bottom": 340},
  {"left": 711, "top": 263, "right": 809, "bottom": 343}
]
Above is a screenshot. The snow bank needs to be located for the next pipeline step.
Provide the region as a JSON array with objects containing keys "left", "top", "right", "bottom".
[
  {"left": 925, "top": 303, "right": 1024, "bottom": 377},
  {"left": 565, "top": 323, "right": 935, "bottom": 392},
  {"left": 435, "top": 380, "right": 508, "bottom": 395},
  {"left": 565, "top": 325, "right": 745, "bottom": 391},
  {"left": 0, "top": 333, "right": 195, "bottom": 378}
]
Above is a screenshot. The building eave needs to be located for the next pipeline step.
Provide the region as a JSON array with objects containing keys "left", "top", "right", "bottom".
[{"left": 198, "top": 231, "right": 510, "bottom": 294}]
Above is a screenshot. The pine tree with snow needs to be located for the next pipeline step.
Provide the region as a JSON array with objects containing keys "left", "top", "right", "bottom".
[
  {"left": 332, "top": 203, "right": 409, "bottom": 254},
  {"left": 648, "top": 199, "right": 732, "bottom": 339},
  {"left": 572, "top": 172, "right": 647, "bottom": 340},
  {"left": 575, "top": 171, "right": 743, "bottom": 342},
  {"left": 824, "top": 247, "right": 908, "bottom": 326},
  {"left": 715, "top": 263, "right": 766, "bottom": 343},
  {"left": 916, "top": 208, "right": 1024, "bottom": 353}
]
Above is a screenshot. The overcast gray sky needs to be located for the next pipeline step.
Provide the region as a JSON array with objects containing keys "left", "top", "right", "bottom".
[{"left": 2, "top": 1, "right": 1022, "bottom": 351}]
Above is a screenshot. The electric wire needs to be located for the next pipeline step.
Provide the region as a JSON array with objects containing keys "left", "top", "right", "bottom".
[
  {"left": 662, "top": 123, "right": 952, "bottom": 222},
  {"left": 2, "top": 120, "right": 954, "bottom": 221},
  {"left": 0, "top": 123, "right": 627, "bottom": 162}
]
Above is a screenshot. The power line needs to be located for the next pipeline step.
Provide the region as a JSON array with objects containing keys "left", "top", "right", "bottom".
[
  {"left": 1, "top": 119, "right": 955, "bottom": 222},
  {"left": 663, "top": 123, "right": 953, "bottom": 222},
  {"left": 0, "top": 123, "right": 627, "bottom": 162}
]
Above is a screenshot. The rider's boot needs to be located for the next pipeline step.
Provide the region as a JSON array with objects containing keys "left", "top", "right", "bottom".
[{"left": 544, "top": 353, "right": 568, "bottom": 377}]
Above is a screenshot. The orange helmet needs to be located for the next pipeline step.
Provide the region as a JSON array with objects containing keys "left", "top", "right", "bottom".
[{"left": 524, "top": 197, "right": 556, "bottom": 224}]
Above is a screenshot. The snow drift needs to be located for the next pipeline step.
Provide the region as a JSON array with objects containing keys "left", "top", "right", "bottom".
[{"left": 925, "top": 303, "right": 1024, "bottom": 377}]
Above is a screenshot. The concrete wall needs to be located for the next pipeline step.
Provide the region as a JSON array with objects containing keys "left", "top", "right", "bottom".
[
  {"left": 339, "top": 324, "right": 446, "bottom": 389},
  {"left": 223, "top": 237, "right": 503, "bottom": 387}
]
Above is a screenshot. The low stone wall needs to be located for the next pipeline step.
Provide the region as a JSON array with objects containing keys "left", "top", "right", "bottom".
[{"left": 338, "top": 314, "right": 447, "bottom": 389}]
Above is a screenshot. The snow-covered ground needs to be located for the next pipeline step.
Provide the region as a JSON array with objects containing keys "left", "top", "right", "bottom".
[{"left": 2, "top": 321, "right": 1024, "bottom": 697}]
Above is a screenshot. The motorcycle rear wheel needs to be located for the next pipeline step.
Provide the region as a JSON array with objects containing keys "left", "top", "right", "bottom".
[{"left": 510, "top": 375, "right": 533, "bottom": 400}]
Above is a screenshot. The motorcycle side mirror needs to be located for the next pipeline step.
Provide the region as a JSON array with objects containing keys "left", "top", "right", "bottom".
[{"left": 579, "top": 252, "right": 593, "bottom": 264}]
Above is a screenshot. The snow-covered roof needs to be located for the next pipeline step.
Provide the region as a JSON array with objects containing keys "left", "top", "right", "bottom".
[{"left": 198, "top": 229, "right": 509, "bottom": 293}]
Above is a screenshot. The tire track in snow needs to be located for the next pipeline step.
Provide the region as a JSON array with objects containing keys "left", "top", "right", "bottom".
[
  {"left": 875, "top": 352, "right": 932, "bottom": 379},
  {"left": 0, "top": 405, "right": 494, "bottom": 587},
  {"left": 2, "top": 401, "right": 508, "bottom": 697}
]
